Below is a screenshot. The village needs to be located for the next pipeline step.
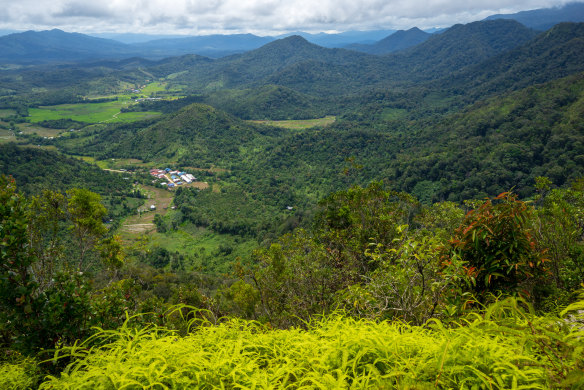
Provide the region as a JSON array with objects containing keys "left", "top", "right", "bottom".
[{"left": 149, "top": 167, "right": 198, "bottom": 190}]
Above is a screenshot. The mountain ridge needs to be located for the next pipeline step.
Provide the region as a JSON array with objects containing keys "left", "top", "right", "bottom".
[{"left": 345, "top": 27, "right": 431, "bottom": 55}]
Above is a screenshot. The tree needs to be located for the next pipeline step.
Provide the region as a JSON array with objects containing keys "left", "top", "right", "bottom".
[
  {"left": 252, "top": 230, "right": 340, "bottom": 326},
  {"left": 66, "top": 188, "right": 107, "bottom": 270},
  {"left": 0, "top": 177, "right": 94, "bottom": 352},
  {"left": 314, "top": 182, "right": 419, "bottom": 281},
  {"left": 338, "top": 228, "right": 456, "bottom": 324},
  {"left": 448, "top": 192, "right": 546, "bottom": 297},
  {"left": 531, "top": 178, "right": 584, "bottom": 306}
]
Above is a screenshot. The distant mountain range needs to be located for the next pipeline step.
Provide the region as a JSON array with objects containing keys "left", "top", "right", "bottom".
[
  {"left": 276, "top": 30, "right": 396, "bottom": 48},
  {"left": 485, "top": 2, "right": 584, "bottom": 30},
  {"left": 0, "top": 2, "right": 583, "bottom": 64}
]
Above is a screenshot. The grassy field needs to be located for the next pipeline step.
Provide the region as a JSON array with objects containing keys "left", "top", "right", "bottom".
[
  {"left": 16, "top": 123, "right": 64, "bottom": 137},
  {"left": 28, "top": 101, "right": 162, "bottom": 124},
  {"left": 116, "top": 182, "right": 249, "bottom": 274},
  {"left": 119, "top": 185, "right": 174, "bottom": 239},
  {"left": 0, "top": 129, "right": 15, "bottom": 143},
  {"left": 0, "top": 108, "right": 16, "bottom": 118},
  {"left": 148, "top": 225, "right": 258, "bottom": 272},
  {"left": 248, "top": 116, "right": 336, "bottom": 130},
  {"left": 140, "top": 82, "right": 167, "bottom": 95}
]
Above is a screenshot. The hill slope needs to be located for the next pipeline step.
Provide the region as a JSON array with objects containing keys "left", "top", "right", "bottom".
[
  {"left": 70, "top": 103, "right": 282, "bottom": 166},
  {"left": 442, "top": 22, "right": 584, "bottom": 100},
  {"left": 0, "top": 143, "right": 132, "bottom": 195},
  {"left": 382, "top": 19, "right": 538, "bottom": 82}
]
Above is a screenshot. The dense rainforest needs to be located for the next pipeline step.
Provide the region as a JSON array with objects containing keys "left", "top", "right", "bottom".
[{"left": 1, "top": 15, "right": 584, "bottom": 389}]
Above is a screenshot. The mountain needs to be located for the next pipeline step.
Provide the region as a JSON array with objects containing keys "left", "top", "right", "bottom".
[
  {"left": 277, "top": 30, "right": 396, "bottom": 48},
  {"left": 485, "top": 2, "right": 584, "bottom": 31},
  {"left": 382, "top": 19, "right": 538, "bottom": 82},
  {"left": 0, "top": 29, "right": 131, "bottom": 63},
  {"left": 168, "top": 35, "right": 381, "bottom": 93},
  {"left": 0, "top": 29, "right": 19, "bottom": 37},
  {"left": 145, "top": 20, "right": 542, "bottom": 98},
  {"left": 91, "top": 32, "right": 190, "bottom": 44},
  {"left": 73, "top": 103, "right": 281, "bottom": 166},
  {"left": 389, "top": 71, "right": 584, "bottom": 201},
  {"left": 441, "top": 22, "right": 584, "bottom": 101},
  {"left": 345, "top": 28, "right": 431, "bottom": 55},
  {"left": 130, "top": 34, "right": 275, "bottom": 58},
  {"left": 262, "top": 19, "right": 539, "bottom": 93},
  {"left": 0, "top": 29, "right": 274, "bottom": 64}
]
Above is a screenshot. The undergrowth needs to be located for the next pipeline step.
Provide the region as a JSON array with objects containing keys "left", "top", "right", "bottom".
[{"left": 29, "top": 297, "right": 584, "bottom": 389}]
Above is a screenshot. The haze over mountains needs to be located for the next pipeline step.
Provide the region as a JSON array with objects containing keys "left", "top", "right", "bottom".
[{"left": 1, "top": 2, "right": 584, "bottom": 64}]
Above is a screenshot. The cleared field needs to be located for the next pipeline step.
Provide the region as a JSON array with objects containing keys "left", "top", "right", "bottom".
[
  {"left": 0, "top": 109, "right": 16, "bottom": 118},
  {"left": 16, "top": 123, "right": 64, "bottom": 137},
  {"left": 0, "top": 129, "right": 15, "bottom": 142},
  {"left": 140, "top": 82, "right": 167, "bottom": 95},
  {"left": 28, "top": 101, "right": 162, "bottom": 124},
  {"left": 119, "top": 185, "right": 174, "bottom": 239},
  {"left": 249, "top": 116, "right": 336, "bottom": 130}
]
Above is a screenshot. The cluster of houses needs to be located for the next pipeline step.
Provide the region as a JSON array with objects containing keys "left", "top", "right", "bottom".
[{"left": 149, "top": 168, "right": 197, "bottom": 189}]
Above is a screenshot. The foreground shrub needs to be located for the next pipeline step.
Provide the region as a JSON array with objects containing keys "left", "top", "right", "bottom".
[
  {"left": 0, "top": 355, "right": 41, "bottom": 389},
  {"left": 40, "top": 298, "right": 584, "bottom": 389}
]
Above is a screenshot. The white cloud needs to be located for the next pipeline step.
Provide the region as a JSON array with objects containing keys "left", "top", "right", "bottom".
[{"left": 0, "top": 0, "right": 577, "bottom": 34}]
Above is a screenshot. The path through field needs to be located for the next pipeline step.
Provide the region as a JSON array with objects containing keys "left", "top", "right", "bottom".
[{"left": 120, "top": 185, "right": 173, "bottom": 238}]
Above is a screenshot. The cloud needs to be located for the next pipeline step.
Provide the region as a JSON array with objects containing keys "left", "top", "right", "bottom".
[
  {"left": 55, "top": 1, "right": 115, "bottom": 18},
  {"left": 0, "top": 0, "right": 576, "bottom": 34}
]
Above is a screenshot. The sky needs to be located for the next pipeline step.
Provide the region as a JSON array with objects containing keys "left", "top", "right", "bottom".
[{"left": 0, "top": 0, "right": 577, "bottom": 36}]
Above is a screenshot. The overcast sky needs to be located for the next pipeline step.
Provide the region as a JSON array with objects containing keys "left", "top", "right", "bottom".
[{"left": 0, "top": 0, "right": 577, "bottom": 35}]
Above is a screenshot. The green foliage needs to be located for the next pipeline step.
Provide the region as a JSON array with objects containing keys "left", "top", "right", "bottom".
[
  {"left": 531, "top": 180, "right": 584, "bottom": 309},
  {"left": 67, "top": 188, "right": 108, "bottom": 270},
  {"left": 0, "top": 355, "right": 41, "bottom": 390},
  {"left": 218, "top": 280, "right": 260, "bottom": 318},
  {"left": 0, "top": 143, "right": 133, "bottom": 196},
  {"left": 448, "top": 192, "right": 546, "bottom": 296},
  {"left": 339, "top": 231, "right": 458, "bottom": 324},
  {"left": 314, "top": 182, "right": 419, "bottom": 277},
  {"left": 252, "top": 230, "right": 339, "bottom": 326},
  {"left": 202, "top": 85, "right": 322, "bottom": 120},
  {"left": 39, "top": 297, "right": 584, "bottom": 389},
  {"left": 0, "top": 177, "right": 126, "bottom": 353}
]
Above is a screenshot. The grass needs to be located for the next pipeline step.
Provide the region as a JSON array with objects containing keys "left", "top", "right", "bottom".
[
  {"left": 118, "top": 185, "right": 174, "bottom": 240},
  {"left": 0, "top": 129, "right": 15, "bottom": 143},
  {"left": 141, "top": 82, "right": 168, "bottom": 95},
  {"left": 0, "top": 108, "right": 16, "bottom": 118},
  {"left": 28, "top": 101, "right": 162, "bottom": 124},
  {"left": 249, "top": 116, "right": 336, "bottom": 130},
  {"left": 16, "top": 123, "right": 64, "bottom": 137},
  {"left": 145, "top": 224, "right": 257, "bottom": 273},
  {"left": 37, "top": 297, "right": 584, "bottom": 389}
]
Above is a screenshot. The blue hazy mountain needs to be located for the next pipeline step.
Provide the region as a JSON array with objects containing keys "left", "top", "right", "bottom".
[
  {"left": 485, "top": 2, "right": 584, "bottom": 30},
  {"left": 276, "top": 30, "right": 396, "bottom": 48},
  {"left": 345, "top": 27, "right": 431, "bottom": 54}
]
